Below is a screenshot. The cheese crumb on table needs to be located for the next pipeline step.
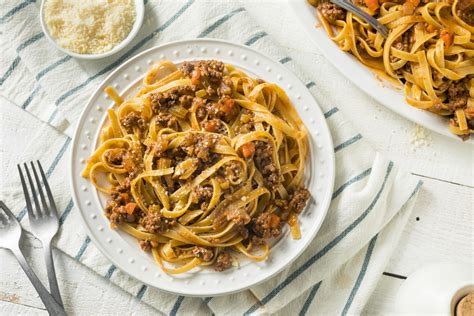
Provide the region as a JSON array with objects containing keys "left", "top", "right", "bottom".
[
  {"left": 410, "top": 125, "right": 433, "bottom": 150},
  {"left": 44, "top": 0, "right": 135, "bottom": 55}
]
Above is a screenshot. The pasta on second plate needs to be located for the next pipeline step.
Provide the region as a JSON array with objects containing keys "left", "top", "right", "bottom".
[
  {"left": 83, "top": 60, "right": 311, "bottom": 273},
  {"left": 308, "top": 0, "right": 473, "bottom": 139}
]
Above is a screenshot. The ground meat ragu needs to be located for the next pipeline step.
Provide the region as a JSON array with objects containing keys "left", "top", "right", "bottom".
[
  {"left": 192, "top": 185, "right": 213, "bottom": 208},
  {"left": 254, "top": 141, "right": 281, "bottom": 192},
  {"left": 120, "top": 112, "right": 147, "bottom": 133},
  {"left": 317, "top": 1, "right": 346, "bottom": 24},
  {"left": 179, "top": 133, "right": 220, "bottom": 162},
  {"left": 139, "top": 211, "right": 175, "bottom": 234},
  {"left": 274, "top": 187, "right": 311, "bottom": 220},
  {"left": 105, "top": 150, "right": 124, "bottom": 165},
  {"left": 214, "top": 251, "right": 233, "bottom": 271},
  {"left": 251, "top": 212, "right": 282, "bottom": 239},
  {"left": 220, "top": 160, "right": 244, "bottom": 183},
  {"left": 155, "top": 113, "right": 178, "bottom": 130},
  {"left": 150, "top": 86, "right": 195, "bottom": 110},
  {"left": 446, "top": 77, "right": 470, "bottom": 111},
  {"left": 456, "top": 0, "right": 474, "bottom": 25},
  {"left": 139, "top": 239, "right": 158, "bottom": 252},
  {"left": 192, "top": 246, "right": 214, "bottom": 262}
]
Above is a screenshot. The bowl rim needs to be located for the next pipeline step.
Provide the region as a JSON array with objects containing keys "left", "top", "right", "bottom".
[{"left": 39, "top": 0, "right": 145, "bottom": 60}]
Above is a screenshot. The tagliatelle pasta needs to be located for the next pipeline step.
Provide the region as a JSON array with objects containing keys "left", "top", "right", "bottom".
[
  {"left": 83, "top": 60, "right": 311, "bottom": 273},
  {"left": 308, "top": 0, "right": 473, "bottom": 139}
]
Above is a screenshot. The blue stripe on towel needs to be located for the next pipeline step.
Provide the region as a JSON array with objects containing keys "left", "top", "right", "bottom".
[
  {"left": 170, "top": 296, "right": 185, "bottom": 316},
  {"left": 279, "top": 56, "right": 292, "bottom": 64},
  {"left": 136, "top": 285, "right": 148, "bottom": 300},
  {"left": 0, "top": 0, "right": 35, "bottom": 24},
  {"left": 17, "top": 33, "right": 44, "bottom": 52},
  {"left": 0, "top": 57, "right": 20, "bottom": 86},
  {"left": 306, "top": 81, "right": 316, "bottom": 89},
  {"left": 1, "top": 33, "right": 45, "bottom": 86},
  {"left": 105, "top": 265, "right": 117, "bottom": 279},
  {"left": 334, "top": 134, "right": 362, "bottom": 152},
  {"left": 74, "top": 236, "right": 91, "bottom": 261},
  {"left": 58, "top": 199, "right": 74, "bottom": 226},
  {"left": 198, "top": 7, "right": 245, "bottom": 38},
  {"left": 332, "top": 168, "right": 372, "bottom": 200},
  {"left": 245, "top": 31, "right": 268, "bottom": 46},
  {"left": 299, "top": 281, "right": 322, "bottom": 316},
  {"left": 244, "top": 161, "right": 394, "bottom": 314},
  {"left": 36, "top": 56, "right": 72, "bottom": 81},
  {"left": 21, "top": 86, "right": 40, "bottom": 109},
  {"left": 324, "top": 107, "right": 339, "bottom": 119},
  {"left": 341, "top": 234, "right": 378, "bottom": 316}
]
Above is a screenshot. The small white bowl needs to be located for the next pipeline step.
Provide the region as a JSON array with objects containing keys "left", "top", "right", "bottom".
[{"left": 39, "top": 0, "right": 144, "bottom": 60}]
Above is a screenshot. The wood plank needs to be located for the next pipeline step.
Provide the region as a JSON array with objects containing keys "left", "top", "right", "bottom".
[
  {"left": 0, "top": 233, "right": 161, "bottom": 316},
  {"left": 385, "top": 176, "right": 473, "bottom": 275},
  {"left": 0, "top": 299, "right": 47, "bottom": 316}
]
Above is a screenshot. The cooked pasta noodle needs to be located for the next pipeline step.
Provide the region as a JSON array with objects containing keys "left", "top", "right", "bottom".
[
  {"left": 308, "top": 0, "right": 473, "bottom": 139},
  {"left": 83, "top": 60, "right": 311, "bottom": 273}
]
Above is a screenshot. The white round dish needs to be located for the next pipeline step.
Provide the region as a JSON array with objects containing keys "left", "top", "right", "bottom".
[
  {"left": 40, "top": 0, "right": 145, "bottom": 60},
  {"left": 395, "top": 262, "right": 474, "bottom": 315},
  {"left": 290, "top": 0, "right": 473, "bottom": 144},
  {"left": 70, "top": 39, "right": 335, "bottom": 296}
]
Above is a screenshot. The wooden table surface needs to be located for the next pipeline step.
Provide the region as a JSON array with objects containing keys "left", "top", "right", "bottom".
[{"left": 1, "top": 1, "right": 472, "bottom": 315}]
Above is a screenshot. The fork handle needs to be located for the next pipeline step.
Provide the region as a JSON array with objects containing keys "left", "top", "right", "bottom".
[
  {"left": 12, "top": 247, "right": 67, "bottom": 316},
  {"left": 43, "top": 242, "right": 64, "bottom": 307}
]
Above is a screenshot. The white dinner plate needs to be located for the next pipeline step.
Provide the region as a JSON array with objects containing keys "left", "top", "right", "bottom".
[
  {"left": 70, "top": 39, "right": 335, "bottom": 296},
  {"left": 290, "top": 0, "right": 473, "bottom": 144}
]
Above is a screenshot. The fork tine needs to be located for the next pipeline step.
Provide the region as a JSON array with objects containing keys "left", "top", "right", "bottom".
[
  {"left": 31, "top": 162, "right": 50, "bottom": 216},
  {"left": 18, "top": 164, "right": 36, "bottom": 219},
  {"left": 36, "top": 161, "right": 58, "bottom": 217},
  {"left": 0, "top": 201, "right": 11, "bottom": 224},
  {"left": 23, "top": 163, "right": 43, "bottom": 218},
  {"left": 0, "top": 200, "right": 18, "bottom": 223}
]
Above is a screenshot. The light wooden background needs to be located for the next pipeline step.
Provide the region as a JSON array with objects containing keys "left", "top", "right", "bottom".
[{"left": 1, "top": 1, "right": 473, "bottom": 315}]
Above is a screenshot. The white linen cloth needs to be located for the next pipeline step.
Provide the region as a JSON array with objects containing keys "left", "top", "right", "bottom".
[{"left": 0, "top": 0, "right": 422, "bottom": 315}]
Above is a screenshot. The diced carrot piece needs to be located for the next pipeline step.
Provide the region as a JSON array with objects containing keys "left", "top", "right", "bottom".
[
  {"left": 125, "top": 202, "right": 137, "bottom": 215},
  {"left": 440, "top": 29, "right": 453, "bottom": 48},
  {"left": 269, "top": 214, "right": 281, "bottom": 228},
  {"left": 365, "top": 0, "right": 379, "bottom": 11},
  {"left": 204, "top": 120, "right": 218, "bottom": 132},
  {"left": 242, "top": 142, "right": 255, "bottom": 158},
  {"left": 221, "top": 98, "right": 235, "bottom": 114},
  {"left": 408, "top": 0, "right": 420, "bottom": 7},
  {"left": 120, "top": 193, "right": 129, "bottom": 203},
  {"left": 191, "top": 68, "right": 201, "bottom": 85}
]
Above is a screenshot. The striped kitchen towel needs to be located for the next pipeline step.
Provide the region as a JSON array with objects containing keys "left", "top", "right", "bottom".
[{"left": 0, "top": 0, "right": 422, "bottom": 315}]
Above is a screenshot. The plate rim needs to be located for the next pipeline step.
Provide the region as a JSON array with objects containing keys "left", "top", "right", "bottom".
[
  {"left": 70, "top": 38, "right": 336, "bottom": 296},
  {"left": 289, "top": 0, "right": 473, "bottom": 144}
]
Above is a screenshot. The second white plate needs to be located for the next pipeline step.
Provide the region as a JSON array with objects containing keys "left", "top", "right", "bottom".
[
  {"left": 70, "top": 39, "right": 335, "bottom": 296},
  {"left": 290, "top": 0, "right": 473, "bottom": 144}
]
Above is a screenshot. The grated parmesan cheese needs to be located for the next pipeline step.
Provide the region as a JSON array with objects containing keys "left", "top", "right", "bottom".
[
  {"left": 44, "top": 0, "right": 135, "bottom": 55},
  {"left": 410, "top": 125, "right": 433, "bottom": 149}
]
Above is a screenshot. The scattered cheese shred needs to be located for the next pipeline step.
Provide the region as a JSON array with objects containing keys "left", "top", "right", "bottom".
[
  {"left": 44, "top": 0, "right": 136, "bottom": 54},
  {"left": 410, "top": 125, "right": 433, "bottom": 149}
]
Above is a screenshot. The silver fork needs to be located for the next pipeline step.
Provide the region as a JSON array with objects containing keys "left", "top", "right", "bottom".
[
  {"left": 330, "top": 0, "right": 389, "bottom": 38},
  {"left": 18, "top": 161, "right": 64, "bottom": 308},
  {"left": 0, "top": 201, "right": 67, "bottom": 316}
]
